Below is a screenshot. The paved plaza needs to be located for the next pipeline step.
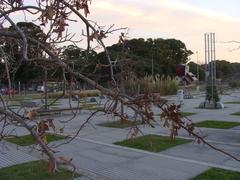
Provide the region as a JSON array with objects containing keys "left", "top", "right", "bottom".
[{"left": 1, "top": 89, "right": 240, "bottom": 179}]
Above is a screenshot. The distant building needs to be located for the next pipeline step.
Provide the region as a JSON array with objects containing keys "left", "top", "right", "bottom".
[{"left": 175, "top": 64, "right": 198, "bottom": 85}]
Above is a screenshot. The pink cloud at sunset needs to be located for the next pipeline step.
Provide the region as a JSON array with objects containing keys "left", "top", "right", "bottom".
[{"left": 87, "top": 0, "right": 240, "bottom": 63}]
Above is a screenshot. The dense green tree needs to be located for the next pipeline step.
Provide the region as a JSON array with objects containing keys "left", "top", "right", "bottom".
[
  {"left": 61, "top": 45, "right": 110, "bottom": 84},
  {"left": 0, "top": 22, "right": 47, "bottom": 84},
  {"left": 5, "top": 22, "right": 46, "bottom": 60},
  {"left": 231, "top": 62, "right": 240, "bottom": 73},
  {"left": 105, "top": 38, "right": 193, "bottom": 77},
  {"left": 62, "top": 45, "right": 98, "bottom": 74},
  {"left": 215, "top": 60, "right": 232, "bottom": 78},
  {"left": 188, "top": 61, "right": 205, "bottom": 81}
]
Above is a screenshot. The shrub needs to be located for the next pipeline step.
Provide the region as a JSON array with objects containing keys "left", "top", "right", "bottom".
[
  {"left": 229, "top": 80, "right": 240, "bottom": 88},
  {"left": 47, "top": 90, "right": 100, "bottom": 99},
  {"left": 206, "top": 85, "right": 220, "bottom": 103},
  {"left": 205, "top": 75, "right": 220, "bottom": 104}
]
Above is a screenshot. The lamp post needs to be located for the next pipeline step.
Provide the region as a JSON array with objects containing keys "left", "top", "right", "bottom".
[
  {"left": 196, "top": 51, "right": 199, "bottom": 81},
  {"left": 151, "top": 41, "right": 155, "bottom": 76},
  {"left": 151, "top": 54, "right": 154, "bottom": 76}
]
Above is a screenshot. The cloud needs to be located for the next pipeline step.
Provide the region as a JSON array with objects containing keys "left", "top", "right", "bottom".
[
  {"left": 150, "top": 0, "right": 240, "bottom": 22},
  {"left": 93, "top": 1, "right": 143, "bottom": 17},
  {"left": 89, "top": 0, "right": 240, "bottom": 62},
  {"left": 5, "top": 0, "right": 238, "bottom": 62}
]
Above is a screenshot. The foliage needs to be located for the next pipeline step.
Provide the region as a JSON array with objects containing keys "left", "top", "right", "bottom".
[
  {"left": 231, "top": 112, "right": 240, "bottom": 116},
  {"left": 99, "top": 120, "right": 142, "bottom": 128},
  {"left": 188, "top": 60, "right": 240, "bottom": 82},
  {"left": 191, "top": 168, "right": 240, "bottom": 180},
  {"left": 123, "top": 75, "right": 178, "bottom": 96},
  {"left": 78, "top": 90, "right": 100, "bottom": 98},
  {"left": 228, "top": 80, "right": 240, "bottom": 88},
  {"left": 6, "top": 133, "right": 66, "bottom": 146},
  {"left": 187, "top": 61, "right": 205, "bottom": 81},
  {"left": 46, "top": 90, "right": 100, "bottom": 99},
  {"left": 224, "top": 102, "right": 240, "bottom": 104},
  {"left": 215, "top": 60, "right": 233, "bottom": 78},
  {"left": 180, "top": 112, "right": 197, "bottom": 117},
  {"left": 81, "top": 104, "right": 102, "bottom": 111},
  {"left": 13, "top": 62, "right": 44, "bottom": 84},
  {"left": 0, "top": 160, "right": 80, "bottom": 180},
  {"left": 114, "top": 135, "right": 190, "bottom": 152},
  {"left": 61, "top": 45, "right": 99, "bottom": 78},
  {"left": 1, "top": 22, "right": 47, "bottom": 84},
  {"left": 7, "top": 22, "right": 46, "bottom": 56},
  {"left": 206, "top": 83, "right": 220, "bottom": 103},
  {"left": 196, "top": 120, "right": 240, "bottom": 129},
  {"left": 105, "top": 38, "right": 193, "bottom": 77}
]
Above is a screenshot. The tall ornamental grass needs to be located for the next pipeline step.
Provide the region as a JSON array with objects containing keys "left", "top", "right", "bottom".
[{"left": 123, "top": 75, "right": 178, "bottom": 96}]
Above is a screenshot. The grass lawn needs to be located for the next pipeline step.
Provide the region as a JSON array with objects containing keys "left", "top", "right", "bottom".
[
  {"left": 114, "top": 134, "right": 191, "bottom": 152},
  {"left": 224, "top": 101, "right": 240, "bottom": 104},
  {"left": 5, "top": 94, "right": 42, "bottom": 101},
  {"left": 0, "top": 160, "right": 80, "bottom": 180},
  {"left": 191, "top": 168, "right": 240, "bottom": 180},
  {"left": 181, "top": 112, "right": 197, "bottom": 117},
  {"left": 81, "top": 103, "right": 103, "bottom": 111},
  {"left": 195, "top": 120, "right": 240, "bottom": 129},
  {"left": 99, "top": 120, "right": 142, "bottom": 128},
  {"left": 6, "top": 134, "right": 66, "bottom": 146},
  {"left": 231, "top": 112, "right": 240, "bottom": 116}
]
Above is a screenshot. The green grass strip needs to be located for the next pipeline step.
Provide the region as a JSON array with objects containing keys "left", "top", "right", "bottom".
[
  {"left": 6, "top": 134, "right": 66, "bottom": 146},
  {"left": 114, "top": 134, "right": 190, "bottom": 152},
  {"left": 196, "top": 120, "right": 240, "bottom": 129},
  {"left": 224, "top": 102, "right": 240, "bottom": 104},
  {"left": 231, "top": 112, "right": 240, "bottom": 116},
  {"left": 191, "top": 168, "right": 240, "bottom": 180},
  {"left": 0, "top": 160, "right": 80, "bottom": 180},
  {"left": 181, "top": 112, "right": 197, "bottom": 117}
]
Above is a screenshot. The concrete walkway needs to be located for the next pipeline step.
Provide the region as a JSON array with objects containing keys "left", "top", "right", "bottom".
[
  {"left": 51, "top": 90, "right": 240, "bottom": 179},
  {"left": 0, "top": 143, "right": 37, "bottom": 168},
  {"left": 1, "top": 89, "right": 240, "bottom": 179},
  {"left": 55, "top": 138, "right": 209, "bottom": 180}
]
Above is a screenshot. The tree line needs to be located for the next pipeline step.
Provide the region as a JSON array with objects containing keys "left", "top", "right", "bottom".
[
  {"left": 188, "top": 60, "right": 240, "bottom": 82},
  {"left": 0, "top": 22, "right": 194, "bottom": 87}
]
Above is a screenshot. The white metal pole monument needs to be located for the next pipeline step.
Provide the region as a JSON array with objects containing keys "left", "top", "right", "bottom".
[{"left": 199, "top": 33, "right": 224, "bottom": 109}]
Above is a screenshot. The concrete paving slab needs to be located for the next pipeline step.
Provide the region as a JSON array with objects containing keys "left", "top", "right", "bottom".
[
  {"left": 161, "top": 142, "right": 240, "bottom": 165},
  {"left": 55, "top": 138, "right": 209, "bottom": 180},
  {"left": 0, "top": 146, "right": 38, "bottom": 168},
  {"left": 2, "top": 89, "right": 240, "bottom": 179}
]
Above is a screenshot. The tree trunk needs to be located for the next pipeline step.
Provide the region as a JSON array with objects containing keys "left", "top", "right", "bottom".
[{"left": 62, "top": 68, "right": 67, "bottom": 96}]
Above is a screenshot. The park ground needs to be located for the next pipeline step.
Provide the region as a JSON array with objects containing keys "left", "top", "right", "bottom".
[{"left": 1, "top": 88, "right": 240, "bottom": 180}]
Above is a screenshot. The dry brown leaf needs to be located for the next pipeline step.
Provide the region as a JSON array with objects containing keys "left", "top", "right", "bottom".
[{"left": 47, "top": 159, "right": 55, "bottom": 173}]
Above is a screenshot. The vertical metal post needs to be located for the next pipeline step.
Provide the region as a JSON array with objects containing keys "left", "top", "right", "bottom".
[
  {"left": 213, "top": 33, "right": 216, "bottom": 85},
  {"left": 196, "top": 51, "right": 199, "bottom": 80},
  {"left": 44, "top": 68, "right": 48, "bottom": 111},
  {"left": 18, "top": 81, "right": 21, "bottom": 95},
  {"left": 151, "top": 54, "right": 154, "bottom": 76},
  {"left": 210, "top": 33, "right": 214, "bottom": 101},
  {"left": 207, "top": 34, "right": 210, "bottom": 79},
  {"left": 151, "top": 42, "right": 154, "bottom": 76},
  {"left": 204, "top": 33, "right": 208, "bottom": 82}
]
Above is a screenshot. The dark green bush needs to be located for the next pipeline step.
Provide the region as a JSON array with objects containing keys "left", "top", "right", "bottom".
[{"left": 229, "top": 80, "right": 240, "bottom": 88}]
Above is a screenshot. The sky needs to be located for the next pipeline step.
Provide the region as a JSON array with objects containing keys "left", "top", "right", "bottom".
[
  {"left": 86, "top": 0, "right": 240, "bottom": 63},
  {"left": 6, "top": 0, "right": 240, "bottom": 63}
]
